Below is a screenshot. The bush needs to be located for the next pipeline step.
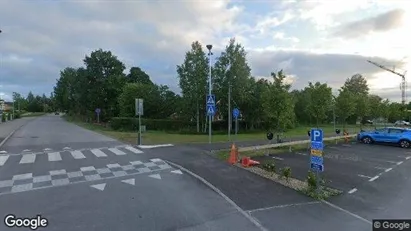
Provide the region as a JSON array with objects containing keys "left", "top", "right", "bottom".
[
  {"left": 307, "top": 171, "right": 317, "bottom": 191},
  {"left": 14, "top": 112, "right": 21, "bottom": 119},
  {"left": 281, "top": 167, "right": 292, "bottom": 181},
  {"left": 1, "top": 113, "right": 5, "bottom": 122},
  {"left": 7, "top": 113, "right": 11, "bottom": 121},
  {"left": 262, "top": 160, "right": 276, "bottom": 173}
]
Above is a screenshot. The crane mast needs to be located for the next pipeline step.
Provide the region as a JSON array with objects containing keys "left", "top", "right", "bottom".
[{"left": 367, "top": 60, "right": 407, "bottom": 107}]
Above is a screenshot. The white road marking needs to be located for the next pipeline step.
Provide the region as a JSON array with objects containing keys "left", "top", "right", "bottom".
[
  {"left": 12, "top": 173, "right": 33, "bottom": 180},
  {"left": 374, "top": 166, "right": 387, "bottom": 170},
  {"left": 63, "top": 147, "right": 71, "bottom": 150},
  {"left": 385, "top": 168, "right": 392, "bottom": 172},
  {"left": 80, "top": 166, "right": 96, "bottom": 172},
  {"left": 124, "top": 146, "right": 143, "bottom": 154},
  {"left": 246, "top": 201, "right": 320, "bottom": 213},
  {"left": 406, "top": 156, "right": 411, "bottom": 160},
  {"left": 130, "top": 161, "right": 143, "bottom": 165},
  {"left": 321, "top": 200, "right": 371, "bottom": 225},
  {"left": 108, "top": 148, "right": 126, "bottom": 155},
  {"left": 271, "top": 157, "right": 284, "bottom": 161},
  {"left": 138, "top": 144, "right": 173, "bottom": 149},
  {"left": 44, "top": 148, "right": 52, "bottom": 151},
  {"left": 0, "top": 151, "right": 7, "bottom": 154},
  {"left": 121, "top": 178, "right": 135, "bottom": 185},
  {"left": 296, "top": 152, "right": 307, "bottom": 156},
  {"left": 107, "top": 163, "right": 121, "bottom": 168},
  {"left": 90, "top": 149, "right": 107, "bottom": 157},
  {"left": 70, "top": 150, "right": 85, "bottom": 159},
  {"left": 149, "top": 174, "right": 161, "bottom": 180},
  {"left": 48, "top": 152, "right": 61, "bottom": 162},
  {"left": 171, "top": 170, "right": 183, "bottom": 174},
  {"left": 369, "top": 176, "right": 379, "bottom": 182},
  {"left": 358, "top": 174, "right": 372, "bottom": 179},
  {"left": 0, "top": 155, "right": 9, "bottom": 166},
  {"left": 20, "top": 154, "right": 36, "bottom": 164},
  {"left": 150, "top": 158, "right": 162, "bottom": 162},
  {"left": 22, "top": 149, "right": 30, "bottom": 152},
  {"left": 397, "top": 161, "right": 403, "bottom": 165},
  {"left": 90, "top": 183, "right": 106, "bottom": 191},
  {"left": 348, "top": 188, "right": 357, "bottom": 194}
]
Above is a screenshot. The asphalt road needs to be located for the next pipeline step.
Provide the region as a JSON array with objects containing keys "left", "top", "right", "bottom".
[{"left": 0, "top": 115, "right": 263, "bottom": 231}]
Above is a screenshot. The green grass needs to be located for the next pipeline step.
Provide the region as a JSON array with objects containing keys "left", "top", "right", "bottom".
[
  {"left": 21, "top": 112, "right": 47, "bottom": 117},
  {"left": 64, "top": 115, "right": 363, "bottom": 145}
]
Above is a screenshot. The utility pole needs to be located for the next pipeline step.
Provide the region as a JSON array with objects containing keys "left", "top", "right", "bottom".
[
  {"left": 206, "top": 45, "right": 213, "bottom": 144},
  {"left": 226, "top": 62, "right": 232, "bottom": 141},
  {"left": 367, "top": 60, "right": 407, "bottom": 107}
]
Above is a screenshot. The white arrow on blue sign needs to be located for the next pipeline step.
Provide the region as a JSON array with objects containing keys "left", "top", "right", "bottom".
[
  {"left": 232, "top": 108, "right": 240, "bottom": 119},
  {"left": 310, "top": 156, "right": 323, "bottom": 165},
  {"left": 95, "top": 108, "right": 101, "bottom": 114}
]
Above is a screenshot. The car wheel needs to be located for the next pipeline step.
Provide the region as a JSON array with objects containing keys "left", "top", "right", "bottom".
[
  {"left": 399, "top": 140, "right": 410, "bottom": 148},
  {"left": 361, "top": 136, "right": 372, "bottom": 144}
]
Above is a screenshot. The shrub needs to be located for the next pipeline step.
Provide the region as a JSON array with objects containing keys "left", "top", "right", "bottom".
[
  {"left": 307, "top": 171, "right": 317, "bottom": 191},
  {"left": 281, "top": 167, "right": 292, "bottom": 181},
  {"left": 262, "top": 160, "right": 276, "bottom": 173},
  {"left": 1, "top": 113, "right": 5, "bottom": 122}
]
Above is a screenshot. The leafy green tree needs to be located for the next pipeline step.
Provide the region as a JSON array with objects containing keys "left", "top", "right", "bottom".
[
  {"left": 305, "top": 82, "right": 332, "bottom": 127},
  {"left": 335, "top": 88, "right": 356, "bottom": 127},
  {"left": 342, "top": 74, "right": 370, "bottom": 124},
  {"left": 291, "top": 89, "right": 310, "bottom": 125},
  {"left": 118, "top": 83, "right": 161, "bottom": 118},
  {"left": 127, "top": 67, "right": 153, "bottom": 85},
  {"left": 176, "top": 41, "right": 208, "bottom": 132},
  {"left": 368, "top": 94, "right": 383, "bottom": 119}
]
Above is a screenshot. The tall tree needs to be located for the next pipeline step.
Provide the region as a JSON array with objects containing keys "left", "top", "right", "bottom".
[
  {"left": 127, "top": 67, "right": 153, "bottom": 85},
  {"left": 305, "top": 82, "right": 333, "bottom": 127},
  {"left": 118, "top": 83, "right": 161, "bottom": 118},
  {"left": 176, "top": 41, "right": 208, "bottom": 132},
  {"left": 343, "top": 74, "right": 370, "bottom": 124},
  {"left": 335, "top": 88, "right": 356, "bottom": 127}
]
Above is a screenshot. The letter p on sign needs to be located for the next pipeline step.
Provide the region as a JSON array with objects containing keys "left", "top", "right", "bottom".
[{"left": 311, "top": 129, "right": 323, "bottom": 142}]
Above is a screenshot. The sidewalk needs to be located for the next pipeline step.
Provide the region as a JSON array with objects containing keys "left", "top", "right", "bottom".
[{"left": 0, "top": 117, "right": 35, "bottom": 145}]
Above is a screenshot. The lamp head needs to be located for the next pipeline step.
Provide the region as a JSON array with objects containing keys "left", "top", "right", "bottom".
[{"left": 206, "top": 44, "right": 212, "bottom": 51}]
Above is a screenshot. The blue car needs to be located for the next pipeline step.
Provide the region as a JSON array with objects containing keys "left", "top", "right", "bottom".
[{"left": 357, "top": 127, "right": 411, "bottom": 148}]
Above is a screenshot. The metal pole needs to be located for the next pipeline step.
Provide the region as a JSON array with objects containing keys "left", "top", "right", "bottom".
[
  {"left": 12, "top": 100, "right": 14, "bottom": 119},
  {"left": 235, "top": 118, "right": 238, "bottom": 142},
  {"left": 208, "top": 47, "right": 212, "bottom": 144},
  {"left": 138, "top": 113, "right": 142, "bottom": 145},
  {"left": 228, "top": 82, "right": 231, "bottom": 141}
]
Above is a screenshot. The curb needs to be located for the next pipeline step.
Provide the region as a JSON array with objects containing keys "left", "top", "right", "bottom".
[{"left": 0, "top": 123, "right": 27, "bottom": 148}]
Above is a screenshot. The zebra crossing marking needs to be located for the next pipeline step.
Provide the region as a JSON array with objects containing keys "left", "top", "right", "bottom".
[
  {"left": 20, "top": 154, "right": 36, "bottom": 164},
  {"left": 108, "top": 148, "right": 126, "bottom": 155},
  {"left": 90, "top": 149, "right": 107, "bottom": 157},
  {"left": 48, "top": 152, "right": 62, "bottom": 162},
  {"left": 71, "top": 150, "right": 86, "bottom": 159},
  {"left": 124, "top": 146, "right": 143, "bottom": 154},
  {"left": 0, "top": 155, "right": 9, "bottom": 166}
]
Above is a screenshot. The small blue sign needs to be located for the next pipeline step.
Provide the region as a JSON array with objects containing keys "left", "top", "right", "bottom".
[
  {"left": 310, "top": 129, "right": 323, "bottom": 143},
  {"left": 310, "top": 141, "right": 324, "bottom": 150},
  {"left": 310, "top": 156, "right": 324, "bottom": 165},
  {"left": 206, "top": 94, "right": 216, "bottom": 106},
  {"left": 311, "top": 163, "right": 324, "bottom": 172},
  {"left": 95, "top": 108, "right": 101, "bottom": 114},
  {"left": 232, "top": 108, "right": 240, "bottom": 119},
  {"left": 206, "top": 105, "right": 215, "bottom": 116}
]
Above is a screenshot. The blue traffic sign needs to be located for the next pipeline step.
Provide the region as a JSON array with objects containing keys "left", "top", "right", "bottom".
[
  {"left": 232, "top": 108, "right": 240, "bottom": 119},
  {"left": 95, "top": 108, "right": 101, "bottom": 114},
  {"left": 206, "top": 94, "right": 216, "bottom": 106},
  {"left": 310, "top": 163, "right": 324, "bottom": 172},
  {"left": 310, "top": 128, "right": 323, "bottom": 143},
  {"left": 310, "top": 141, "right": 324, "bottom": 150},
  {"left": 206, "top": 105, "right": 216, "bottom": 116},
  {"left": 310, "top": 156, "right": 324, "bottom": 165}
]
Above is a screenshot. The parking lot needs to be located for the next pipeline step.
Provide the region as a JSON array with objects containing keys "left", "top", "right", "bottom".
[{"left": 254, "top": 141, "right": 411, "bottom": 193}]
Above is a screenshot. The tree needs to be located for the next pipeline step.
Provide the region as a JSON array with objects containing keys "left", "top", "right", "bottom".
[
  {"left": 335, "top": 88, "right": 356, "bottom": 127},
  {"left": 118, "top": 83, "right": 161, "bottom": 118},
  {"left": 127, "top": 67, "right": 153, "bottom": 85},
  {"left": 292, "top": 89, "right": 311, "bottom": 125},
  {"left": 176, "top": 41, "right": 208, "bottom": 132},
  {"left": 343, "top": 74, "right": 369, "bottom": 95},
  {"left": 305, "top": 82, "right": 332, "bottom": 127},
  {"left": 262, "top": 70, "right": 295, "bottom": 130},
  {"left": 368, "top": 94, "right": 383, "bottom": 119}
]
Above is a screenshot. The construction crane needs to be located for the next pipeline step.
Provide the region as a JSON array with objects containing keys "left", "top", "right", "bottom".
[{"left": 367, "top": 60, "right": 408, "bottom": 107}]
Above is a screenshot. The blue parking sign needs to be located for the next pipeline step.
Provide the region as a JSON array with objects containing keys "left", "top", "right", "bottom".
[{"left": 310, "top": 129, "right": 323, "bottom": 143}]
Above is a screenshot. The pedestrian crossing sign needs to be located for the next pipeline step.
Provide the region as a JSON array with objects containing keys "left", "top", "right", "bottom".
[
  {"left": 206, "top": 94, "right": 215, "bottom": 105},
  {"left": 207, "top": 105, "right": 215, "bottom": 116}
]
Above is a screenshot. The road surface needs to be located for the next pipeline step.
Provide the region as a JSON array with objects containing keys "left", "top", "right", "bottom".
[{"left": 0, "top": 115, "right": 262, "bottom": 231}]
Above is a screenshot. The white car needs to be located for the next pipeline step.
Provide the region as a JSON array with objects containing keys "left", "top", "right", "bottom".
[{"left": 394, "top": 120, "right": 410, "bottom": 126}]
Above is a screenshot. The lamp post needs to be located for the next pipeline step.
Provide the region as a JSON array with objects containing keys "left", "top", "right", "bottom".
[
  {"left": 206, "top": 44, "right": 213, "bottom": 144},
  {"left": 225, "top": 62, "right": 232, "bottom": 141}
]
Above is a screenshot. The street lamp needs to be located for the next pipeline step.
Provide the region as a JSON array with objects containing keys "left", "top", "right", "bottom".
[
  {"left": 225, "top": 62, "right": 232, "bottom": 140},
  {"left": 206, "top": 44, "right": 213, "bottom": 144}
]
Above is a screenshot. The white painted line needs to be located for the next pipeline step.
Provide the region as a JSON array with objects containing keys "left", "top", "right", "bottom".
[
  {"left": 296, "top": 152, "right": 307, "bottom": 156},
  {"left": 348, "top": 188, "right": 357, "bottom": 194},
  {"left": 80, "top": 166, "right": 96, "bottom": 172},
  {"left": 246, "top": 201, "right": 320, "bottom": 213},
  {"left": 138, "top": 144, "right": 174, "bottom": 149},
  {"left": 369, "top": 176, "right": 379, "bottom": 182},
  {"left": 385, "top": 168, "right": 392, "bottom": 172},
  {"left": 19, "top": 154, "right": 36, "bottom": 164},
  {"left": 0, "top": 151, "right": 7, "bottom": 154},
  {"left": 374, "top": 166, "right": 387, "bottom": 170},
  {"left": 48, "top": 152, "right": 61, "bottom": 162},
  {"left": 130, "top": 161, "right": 143, "bottom": 165},
  {"left": 150, "top": 158, "right": 162, "bottom": 162},
  {"left": 121, "top": 178, "right": 135, "bottom": 185},
  {"left": 165, "top": 160, "right": 268, "bottom": 231},
  {"left": 171, "top": 169, "right": 183, "bottom": 175},
  {"left": 22, "top": 149, "right": 30, "bottom": 152},
  {"left": 124, "top": 146, "right": 143, "bottom": 154},
  {"left": 406, "top": 156, "right": 411, "bottom": 160},
  {"left": 272, "top": 156, "right": 284, "bottom": 161},
  {"left": 90, "top": 149, "right": 107, "bottom": 157},
  {"left": 397, "top": 161, "right": 403, "bottom": 165},
  {"left": 108, "top": 148, "right": 126, "bottom": 156},
  {"left": 12, "top": 173, "right": 33, "bottom": 180},
  {"left": 0, "top": 155, "right": 9, "bottom": 166},
  {"left": 70, "top": 150, "right": 85, "bottom": 159},
  {"left": 358, "top": 174, "right": 372, "bottom": 179},
  {"left": 90, "top": 183, "right": 106, "bottom": 191},
  {"left": 321, "top": 200, "right": 371, "bottom": 225},
  {"left": 44, "top": 148, "right": 52, "bottom": 151},
  {"left": 148, "top": 174, "right": 161, "bottom": 180},
  {"left": 107, "top": 163, "right": 121, "bottom": 168},
  {"left": 63, "top": 147, "right": 71, "bottom": 150}
]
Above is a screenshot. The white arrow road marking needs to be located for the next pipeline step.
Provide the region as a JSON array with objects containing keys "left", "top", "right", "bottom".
[
  {"left": 121, "top": 178, "right": 135, "bottom": 185},
  {"left": 171, "top": 170, "right": 183, "bottom": 174},
  {"left": 90, "top": 183, "right": 106, "bottom": 191},
  {"left": 149, "top": 174, "right": 161, "bottom": 180}
]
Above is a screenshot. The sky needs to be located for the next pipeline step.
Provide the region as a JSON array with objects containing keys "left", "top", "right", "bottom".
[{"left": 0, "top": 0, "right": 410, "bottom": 102}]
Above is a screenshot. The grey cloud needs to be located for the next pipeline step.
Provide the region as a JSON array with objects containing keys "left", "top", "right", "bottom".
[{"left": 333, "top": 9, "right": 405, "bottom": 39}]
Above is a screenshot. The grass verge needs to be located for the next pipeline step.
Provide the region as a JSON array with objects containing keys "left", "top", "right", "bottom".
[{"left": 21, "top": 112, "right": 47, "bottom": 117}]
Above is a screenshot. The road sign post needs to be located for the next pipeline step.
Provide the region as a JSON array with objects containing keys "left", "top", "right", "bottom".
[
  {"left": 310, "top": 128, "right": 324, "bottom": 193},
  {"left": 206, "top": 94, "right": 216, "bottom": 144},
  {"left": 232, "top": 108, "right": 240, "bottom": 143},
  {"left": 95, "top": 108, "right": 101, "bottom": 123},
  {"left": 135, "top": 99, "right": 144, "bottom": 145}
]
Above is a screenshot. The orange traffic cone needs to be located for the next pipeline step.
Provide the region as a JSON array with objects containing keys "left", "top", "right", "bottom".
[
  {"left": 228, "top": 143, "right": 238, "bottom": 164},
  {"left": 248, "top": 159, "right": 260, "bottom": 166},
  {"left": 241, "top": 157, "right": 250, "bottom": 167}
]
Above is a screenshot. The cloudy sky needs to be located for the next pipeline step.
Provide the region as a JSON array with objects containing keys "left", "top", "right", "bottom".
[{"left": 0, "top": 0, "right": 410, "bottom": 102}]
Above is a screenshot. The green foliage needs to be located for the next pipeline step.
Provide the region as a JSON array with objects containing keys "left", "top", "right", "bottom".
[
  {"left": 307, "top": 171, "right": 317, "bottom": 191},
  {"left": 262, "top": 160, "right": 276, "bottom": 173},
  {"left": 305, "top": 82, "right": 333, "bottom": 126},
  {"left": 335, "top": 88, "right": 356, "bottom": 126},
  {"left": 281, "top": 167, "right": 292, "bottom": 181}
]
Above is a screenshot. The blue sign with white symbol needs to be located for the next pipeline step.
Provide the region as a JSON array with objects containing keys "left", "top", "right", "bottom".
[
  {"left": 310, "top": 156, "right": 324, "bottom": 165},
  {"left": 206, "top": 94, "right": 216, "bottom": 106},
  {"left": 95, "top": 108, "right": 101, "bottom": 114},
  {"left": 232, "top": 108, "right": 240, "bottom": 119},
  {"left": 206, "top": 105, "right": 216, "bottom": 116},
  {"left": 310, "top": 129, "right": 323, "bottom": 143},
  {"left": 310, "top": 141, "right": 324, "bottom": 150},
  {"left": 311, "top": 163, "right": 324, "bottom": 172}
]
